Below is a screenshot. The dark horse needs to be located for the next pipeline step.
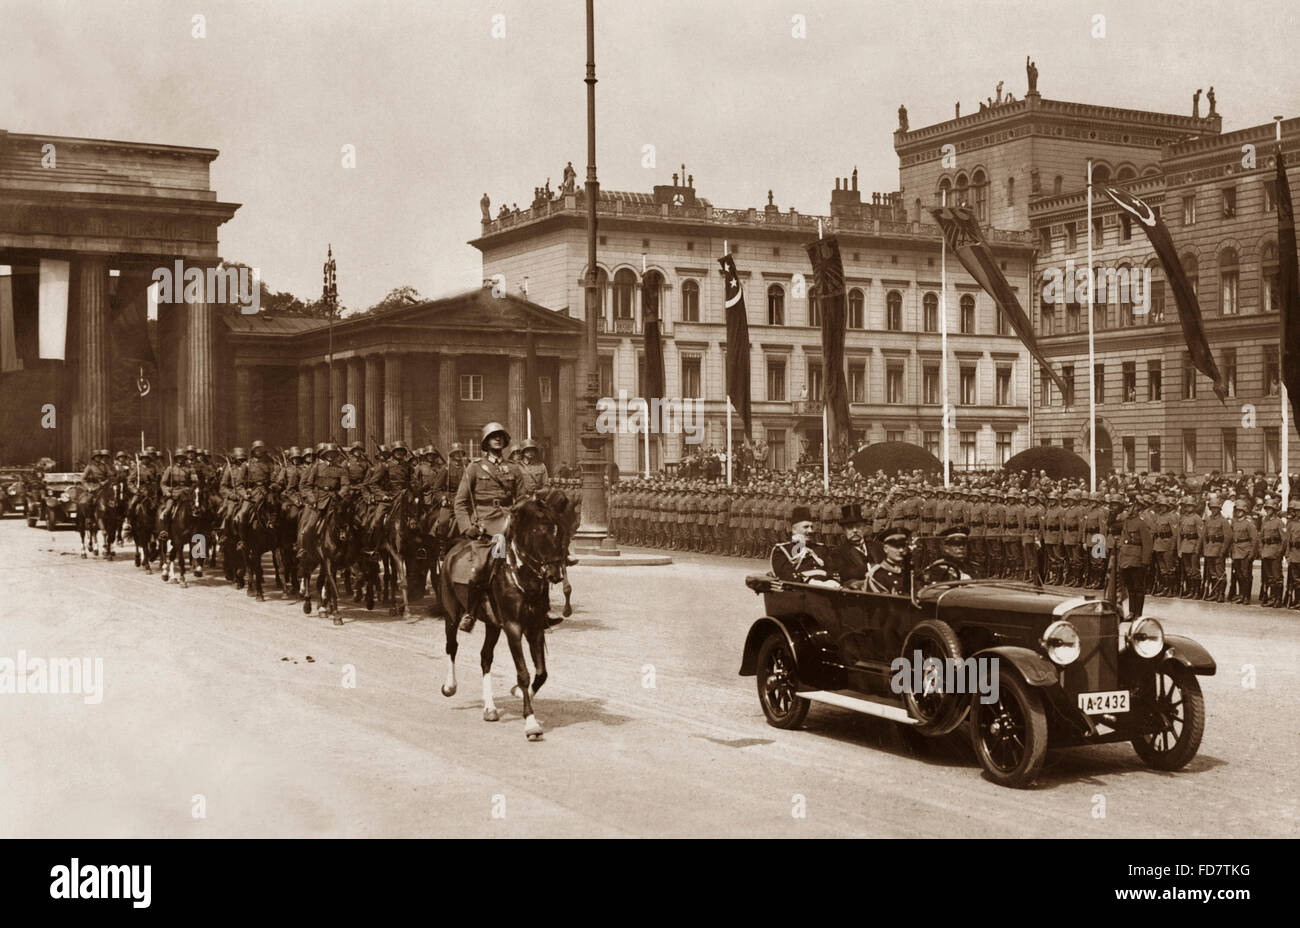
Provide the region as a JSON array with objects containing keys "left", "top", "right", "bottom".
[
  {"left": 77, "top": 482, "right": 120, "bottom": 560},
  {"left": 128, "top": 491, "right": 158, "bottom": 573},
  {"left": 298, "top": 493, "right": 355, "bottom": 624},
  {"left": 438, "top": 494, "right": 572, "bottom": 741},
  {"left": 240, "top": 493, "right": 279, "bottom": 602},
  {"left": 156, "top": 490, "right": 197, "bottom": 587}
]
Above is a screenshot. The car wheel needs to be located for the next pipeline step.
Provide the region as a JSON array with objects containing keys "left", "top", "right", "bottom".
[
  {"left": 1131, "top": 662, "right": 1205, "bottom": 771},
  {"left": 755, "top": 633, "right": 810, "bottom": 730},
  {"left": 970, "top": 669, "right": 1048, "bottom": 788},
  {"left": 900, "top": 619, "right": 967, "bottom": 735}
]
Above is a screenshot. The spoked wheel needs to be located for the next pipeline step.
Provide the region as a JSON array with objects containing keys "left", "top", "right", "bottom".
[
  {"left": 900, "top": 619, "right": 967, "bottom": 735},
  {"left": 755, "top": 634, "right": 809, "bottom": 730},
  {"left": 970, "top": 670, "right": 1047, "bottom": 788},
  {"left": 1131, "top": 662, "right": 1205, "bottom": 771}
]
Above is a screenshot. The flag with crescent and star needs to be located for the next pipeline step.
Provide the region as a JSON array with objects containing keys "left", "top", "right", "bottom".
[
  {"left": 1276, "top": 148, "right": 1300, "bottom": 433},
  {"left": 718, "top": 253, "right": 752, "bottom": 432},
  {"left": 1102, "top": 184, "right": 1228, "bottom": 402},
  {"left": 932, "top": 205, "right": 1071, "bottom": 401}
]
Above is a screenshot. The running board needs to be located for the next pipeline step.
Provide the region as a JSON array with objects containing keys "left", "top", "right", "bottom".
[{"left": 797, "top": 689, "right": 918, "bottom": 725}]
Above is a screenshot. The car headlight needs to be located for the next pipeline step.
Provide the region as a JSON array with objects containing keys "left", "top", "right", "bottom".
[
  {"left": 1041, "top": 619, "right": 1081, "bottom": 666},
  {"left": 1127, "top": 617, "right": 1164, "bottom": 659},
  {"left": 59, "top": 493, "right": 69, "bottom": 502}
]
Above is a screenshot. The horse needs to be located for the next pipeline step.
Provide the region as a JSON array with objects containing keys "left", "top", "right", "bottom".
[
  {"left": 298, "top": 493, "right": 354, "bottom": 624},
  {"left": 76, "top": 483, "right": 117, "bottom": 560},
  {"left": 540, "top": 487, "right": 580, "bottom": 618},
  {"left": 128, "top": 491, "right": 158, "bottom": 573},
  {"left": 156, "top": 491, "right": 197, "bottom": 587},
  {"left": 240, "top": 492, "right": 279, "bottom": 602},
  {"left": 273, "top": 493, "right": 303, "bottom": 599},
  {"left": 371, "top": 490, "right": 414, "bottom": 617},
  {"left": 438, "top": 495, "right": 570, "bottom": 741}
]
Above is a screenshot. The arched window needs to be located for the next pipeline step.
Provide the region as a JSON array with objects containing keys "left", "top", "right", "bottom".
[
  {"left": 590, "top": 267, "right": 608, "bottom": 322},
  {"left": 937, "top": 177, "right": 952, "bottom": 205},
  {"left": 1141, "top": 165, "right": 1160, "bottom": 177},
  {"left": 767, "top": 284, "right": 785, "bottom": 326},
  {"left": 923, "top": 292, "right": 939, "bottom": 332},
  {"left": 955, "top": 172, "right": 970, "bottom": 208},
  {"left": 641, "top": 270, "right": 664, "bottom": 322},
  {"left": 960, "top": 293, "right": 975, "bottom": 333},
  {"left": 1262, "top": 241, "right": 1279, "bottom": 313},
  {"left": 1091, "top": 163, "right": 1112, "bottom": 185},
  {"left": 1053, "top": 175, "right": 1064, "bottom": 196},
  {"left": 613, "top": 268, "right": 636, "bottom": 319},
  {"left": 680, "top": 278, "right": 700, "bottom": 322},
  {"left": 1146, "top": 259, "right": 1164, "bottom": 322},
  {"left": 972, "top": 169, "right": 988, "bottom": 221},
  {"left": 887, "top": 290, "right": 903, "bottom": 331},
  {"left": 1181, "top": 253, "right": 1199, "bottom": 299},
  {"left": 1219, "top": 246, "right": 1239, "bottom": 315},
  {"left": 1116, "top": 165, "right": 1137, "bottom": 183},
  {"left": 848, "top": 288, "right": 865, "bottom": 328},
  {"left": 1117, "top": 264, "right": 1134, "bottom": 326},
  {"left": 808, "top": 289, "right": 821, "bottom": 327},
  {"left": 1006, "top": 176, "right": 1015, "bottom": 206}
]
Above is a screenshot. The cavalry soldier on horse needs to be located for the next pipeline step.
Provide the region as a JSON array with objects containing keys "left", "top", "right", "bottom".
[
  {"left": 234, "top": 440, "right": 275, "bottom": 535},
  {"left": 158, "top": 447, "right": 194, "bottom": 525},
  {"left": 297, "top": 442, "right": 349, "bottom": 557},
  {"left": 452, "top": 422, "right": 520, "bottom": 631},
  {"left": 81, "top": 449, "right": 113, "bottom": 495},
  {"left": 363, "top": 439, "right": 413, "bottom": 548},
  {"left": 515, "top": 438, "right": 548, "bottom": 498},
  {"left": 218, "top": 447, "right": 248, "bottom": 534}
]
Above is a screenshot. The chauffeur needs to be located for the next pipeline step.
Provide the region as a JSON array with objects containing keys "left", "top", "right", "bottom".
[{"left": 919, "top": 525, "right": 971, "bottom": 586}]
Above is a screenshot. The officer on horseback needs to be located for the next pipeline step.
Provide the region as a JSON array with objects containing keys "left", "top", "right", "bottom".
[
  {"left": 453, "top": 422, "right": 520, "bottom": 632},
  {"left": 158, "top": 447, "right": 193, "bottom": 525},
  {"left": 218, "top": 447, "right": 247, "bottom": 533},
  {"left": 363, "top": 439, "right": 413, "bottom": 550},
  {"left": 235, "top": 440, "right": 275, "bottom": 534},
  {"left": 81, "top": 449, "right": 112, "bottom": 493}
]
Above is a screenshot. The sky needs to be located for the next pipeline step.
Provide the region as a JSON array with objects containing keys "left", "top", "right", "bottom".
[{"left": 3, "top": 0, "right": 1299, "bottom": 310}]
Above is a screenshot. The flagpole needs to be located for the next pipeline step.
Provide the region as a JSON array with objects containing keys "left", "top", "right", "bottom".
[
  {"left": 1280, "top": 116, "right": 1290, "bottom": 513},
  {"left": 822, "top": 403, "right": 829, "bottom": 490},
  {"left": 726, "top": 403, "right": 732, "bottom": 486},
  {"left": 1087, "top": 159, "right": 1097, "bottom": 493},
  {"left": 940, "top": 189, "right": 951, "bottom": 486},
  {"left": 527, "top": 408, "right": 532, "bottom": 441},
  {"left": 643, "top": 400, "right": 650, "bottom": 478}
]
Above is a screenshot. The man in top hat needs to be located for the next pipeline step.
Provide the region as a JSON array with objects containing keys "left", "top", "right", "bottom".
[
  {"left": 1227, "top": 497, "right": 1259, "bottom": 604},
  {"left": 770, "top": 505, "right": 839, "bottom": 586},
  {"left": 453, "top": 423, "right": 521, "bottom": 630},
  {"left": 919, "top": 525, "right": 971, "bottom": 587},
  {"left": 1258, "top": 496, "right": 1285, "bottom": 607},
  {"left": 867, "top": 526, "right": 912, "bottom": 595},
  {"left": 829, "top": 502, "right": 874, "bottom": 588}
]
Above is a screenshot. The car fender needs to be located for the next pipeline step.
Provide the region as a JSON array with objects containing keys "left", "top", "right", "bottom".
[
  {"left": 739, "top": 616, "right": 815, "bottom": 677},
  {"left": 970, "top": 646, "right": 1059, "bottom": 688},
  {"left": 1162, "top": 634, "right": 1216, "bottom": 676}
]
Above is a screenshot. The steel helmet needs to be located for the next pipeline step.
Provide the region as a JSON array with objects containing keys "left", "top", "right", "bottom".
[
  {"left": 519, "top": 438, "right": 539, "bottom": 452},
  {"left": 288, "top": 446, "right": 303, "bottom": 461},
  {"left": 480, "top": 422, "right": 510, "bottom": 450},
  {"left": 250, "top": 440, "right": 266, "bottom": 452},
  {"left": 174, "top": 447, "right": 188, "bottom": 458},
  {"left": 391, "top": 440, "right": 409, "bottom": 454},
  {"left": 231, "top": 447, "right": 247, "bottom": 460},
  {"left": 449, "top": 442, "right": 466, "bottom": 457}
]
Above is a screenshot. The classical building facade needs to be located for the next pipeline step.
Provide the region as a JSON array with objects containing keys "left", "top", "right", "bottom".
[{"left": 472, "top": 171, "right": 1036, "bottom": 474}]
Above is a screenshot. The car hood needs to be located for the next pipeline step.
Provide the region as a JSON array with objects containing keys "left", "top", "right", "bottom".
[{"left": 918, "top": 579, "right": 1111, "bottom": 619}]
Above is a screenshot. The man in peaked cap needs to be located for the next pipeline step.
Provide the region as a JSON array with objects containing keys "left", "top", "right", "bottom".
[
  {"left": 770, "top": 505, "right": 839, "bottom": 586},
  {"left": 452, "top": 422, "right": 521, "bottom": 630},
  {"left": 866, "top": 526, "right": 912, "bottom": 595},
  {"left": 919, "top": 525, "right": 971, "bottom": 587}
]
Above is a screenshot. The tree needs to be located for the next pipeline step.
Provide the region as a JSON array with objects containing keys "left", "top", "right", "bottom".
[{"left": 350, "top": 285, "right": 424, "bottom": 318}]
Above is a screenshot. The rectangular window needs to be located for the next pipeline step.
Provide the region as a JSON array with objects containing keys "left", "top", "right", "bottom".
[
  {"left": 996, "top": 365, "right": 1012, "bottom": 406},
  {"left": 996, "top": 431, "right": 1012, "bottom": 464},
  {"left": 599, "top": 358, "right": 614, "bottom": 397},
  {"left": 996, "top": 307, "right": 1009, "bottom": 335},
  {"left": 923, "top": 364, "right": 940, "bottom": 405},
  {"left": 1062, "top": 364, "right": 1075, "bottom": 406},
  {"left": 1221, "top": 268, "right": 1239, "bottom": 315},
  {"left": 1182, "top": 195, "right": 1196, "bottom": 226},
  {"left": 1040, "top": 437, "right": 1052, "bottom": 447},
  {"left": 886, "top": 362, "right": 904, "bottom": 404},
  {"left": 1063, "top": 437, "right": 1074, "bottom": 453},
  {"left": 1121, "top": 215, "right": 1132, "bottom": 241},
  {"left": 923, "top": 430, "right": 940, "bottom": 458},
  {"left": 809, "top": 295, "right": 821, "bottom": 328},
  {"left": 1221, "top": 427, "right": 1236, "bottom": 472},
  {"left": 1148, "top": 360, "right": 1162, "bottom": 401},
  {"left": 886, "top": 429, "right": 905, "bottom": 443},
  {"left": 1094, "top": 363, "right": 1105, "bottom": 405},
  {"left": 1040, "top": 305, "right": 1055, "bottom": 336},
  {"left": 960, "top": 431, "right": 977, "bottom": 468},
  {"left": 1148, "top": 436, "right": 1162, "bottom": 473},
  {"left": 1122, "top": 361, "right": 1136, "bottom": 403},
  {"left": 1222, "top": 186, "right": 1237, "bottom": 218},
  {"left": 1182, "top": 359, "right": 1197, "bottom": 400},
  {"left": 1039, "top": 227, "right": 1052, "bottom": 254},
  {"left": 1093, "top": 300, "right": 1107, "bottom": 332},
  {"left": 1067, "top": 223, "right": 1078, "bottom": 252},
  {"left": 1223, "top": 347, "right": 1237, "bottom": 397},
  {"left": 1040, "top": 369, "right": 1054, "bottom": 407},
  {"left": 539, "top": 375, "right": 552, "bottom": 403},
  {"left": 1123, "top": 436, "right": 1135, "bottom": 472},
  {"left": 1265, "top": 179, "right": 1278, "bottom": 213},
  {"left": 766, "top": 429, "right": 786, "bottom": 471},
  {"left": 1266, "top": 427, "right": 1281, "bottom": 474},
  {"left": 459, "top": 373, "right": 483, "bottom": 401},
  {"left": 960, "top": 364, "right": 977, "bottom": 405},
  {"left": 681, "top": 355, "right": 702, "bottom": 398},
  {"left": 1183, "top": 428, "right": 1197, "bottom": 472},
  {"left": 766, "top": 358, "right": 786, "bottom": 401},
  {"left": 849, "top": 362, "right": 866, "bottom": 404},
  {"left": 1091, "top": 216, "right": 1104, "bottom": 245},
  {"left": 1265, "top": 346, "right": 1281, "bottom": 396},
  {"left": 1067, "top": 302, "right": 1080, "bottom": 333},
  {"left": 807, "top": 360, "right": 823, "bottom": 405}
]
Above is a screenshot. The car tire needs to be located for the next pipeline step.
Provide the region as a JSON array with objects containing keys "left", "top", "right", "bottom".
[
  {"left": 900, "top": 618, "right": 967, "bottom": 735},
  {"left": 970, "top": 669, "right": 1048, "bottom": 788},
  {"left": 1131, "top": 662, "right": 1205, "bottom": 771},
  {"left": 755, "top": 633, "right": 810, "bottom": 730}
]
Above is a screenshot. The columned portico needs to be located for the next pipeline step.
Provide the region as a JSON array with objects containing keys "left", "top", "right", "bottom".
[
  {"left": 383, "top": 355, "right": 403, "bottom": 443},
  {"left": 183, "top": 296, "right": 215, "bottom": 450},
  {"left": 345, "top": 357, "right": 364, "bottom": 445},
  {"left": 437, "top": 355, "right": 457, "bottom": 451},
  {"left": 75, "top": 256, "right": 111, "bottom": 463},
  {"left": 364, "top": 355, "right": 383, "bottom": 450},
  {"left": 312, "top": 364, "right": 329, "bottom": 439},
  {"left": 508, "top": 357, "right": 526, "bottom": 440},
  {"left": 297, "top": 367, "right": 313, "bottom": 446}
]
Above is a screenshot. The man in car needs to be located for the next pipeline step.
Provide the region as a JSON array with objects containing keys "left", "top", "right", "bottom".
[
  {"left": 770, "top": 505, "right": 839, "bottom": 586},
  {"left": 829, "top": 502, "right": 872, "bottom": 588},
  {"left": 866, "top": 526, "right": 911, "bottom": 595},
  {"left": 919, "top": 525, "right": 972, "bottom": 586}
]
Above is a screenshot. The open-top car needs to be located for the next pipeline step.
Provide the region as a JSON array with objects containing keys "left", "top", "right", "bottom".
[
  {"left": 739, "top": 572, "right": 1215, "bottom": 788},
  {"left": 40, "top": 473, "right": 82, "bottom": 528},
  {"left": 0, "top": 467, "right": 28, "bottom": 519}
]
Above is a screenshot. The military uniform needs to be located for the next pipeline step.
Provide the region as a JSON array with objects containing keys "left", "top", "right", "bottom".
[
  {"left": 1043, "top": 494, "right": 1063, "bottom": 585},
  {"left": 1227, "top": 506, "right": 1259, "bottom": 604},
  {"left": 1286, "top": 504, "right": 1300, "bottom": 608},
  {"left": 1150, "top": 501, "right": 1178, "bottom": 596},
  {"left": 1061, "top": 492, "right": 1084, "bottom": 587},
  {"left": 296, "top": 449, "right": 350, "bottom": 560},
  {"left": 1117, "top": 510, "right": 1154, "bottom": 619},
  {"left": 1201, "top": 510, "right": 1230, "bottom": 602},
  {"left": 1258, "top": 502, "right": 1284, "bottom": 606},
  {"left": 966, "top": 493, "right": 986, "bottom": 578},
  {"left": 1022, "top": 494, "right": 1043, "bottom": 583}
]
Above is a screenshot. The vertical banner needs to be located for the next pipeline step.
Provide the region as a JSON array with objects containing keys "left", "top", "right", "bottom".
[
  {"left": 38, "top": 258, "right": 71, "bottom": 360},
  {"left": 805, "top": 236, "right": 851, "bottom": 451},
  {"left": 718, "top": 253, "right": 752, "bottom": 433},
  {"left": 0, "top": 267, "right": 21, "bottom": 373},
  {"left": 1277, "top": 148, "right": 1300, "bottom": 430}
]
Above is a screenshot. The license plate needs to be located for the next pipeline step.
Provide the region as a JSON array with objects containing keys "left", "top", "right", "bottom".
[{"left": 1078, "top": 690, "right": 1129, "bottom": 715}]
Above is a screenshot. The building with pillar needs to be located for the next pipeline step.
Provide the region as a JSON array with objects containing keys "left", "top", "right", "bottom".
[{"left": 0, "top": 128, "right": 239, "bottom": 466}]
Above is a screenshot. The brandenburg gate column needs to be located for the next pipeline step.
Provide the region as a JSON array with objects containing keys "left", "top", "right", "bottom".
[
  {"left": 383, "top": 354, "right": 403, "bottom": 443},
  {"left": 364, "top": 355, "right": 383, "bottom": 450},
  {"left": 508, "top": 357, "right": 526, "bottom": 441},
  {"left": 75, "top": 256, "right": 111, "bottom": 463},
  {"left": 437, "top": 354, "right": 457, "bottom": 451},
  {"left": 558, "top": 360, "right": 576, "bottom": 468},
  {"left": 312, "top": 363, "right": 329, "bottom": 440},
  {"left": 297, "top": 366, "right": 313, "bottom": 447},
  {"left": 346, "top": 357, "right": 364, "bottom": 446},
  {"left": 184, "top": 294, "right": 215, "bottom": 451}
]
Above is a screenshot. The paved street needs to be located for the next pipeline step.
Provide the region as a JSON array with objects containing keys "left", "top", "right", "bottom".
[{"left": 1, "top": 515, "right": 1296, "bottom": 838}]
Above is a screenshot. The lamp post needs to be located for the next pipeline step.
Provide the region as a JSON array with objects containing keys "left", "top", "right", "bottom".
[
  {"left": 323, "top": 245, "right": 338, "bottom": 442},
  {"left": 575, "top": 0, "right": 612, "bottom": 550}
]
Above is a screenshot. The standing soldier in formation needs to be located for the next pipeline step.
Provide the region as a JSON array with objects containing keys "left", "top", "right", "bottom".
[
  {"left": 1061, "top": 490, "right": 1084, "bottom": 587},
  {"left": 1201, "top": 498, "right": 1230, "bottom": 602},
  {"left": 966, "top": 489, "right": 986, "bottom": 578},
  {"left": 1003, "top": 489, "right": 1024, "bottom": 581},
  {"left": 985, "top": 490, "right": 1005, "bottom": 579},
  {"left": 1176, "top": 497, "right": 1203, "bottom": 598},
  {"left": 1116, "top": 496, "right": 1154, "bottom": 619},
  {"left": 1258, "top": 497, "right": 1285, "bottom": 607},
  {"left": 1043, "top": 491, "right": 1063, "bottom": 584},
  {"left": 1286, "top": 498, "right": 1300, "bottom": 608},
  {"left": 1149, "top": 495, "right": 1178, "bottom": 596},
  {"left": 1081, "top": 491, "right": 1105, "bottom": 589},
  {"left": 1022, "top": 489, "right": 1043, "bottom": 583},
  {"left": 1227, "top": 497, "right": 1259, "bottom": 605}
]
